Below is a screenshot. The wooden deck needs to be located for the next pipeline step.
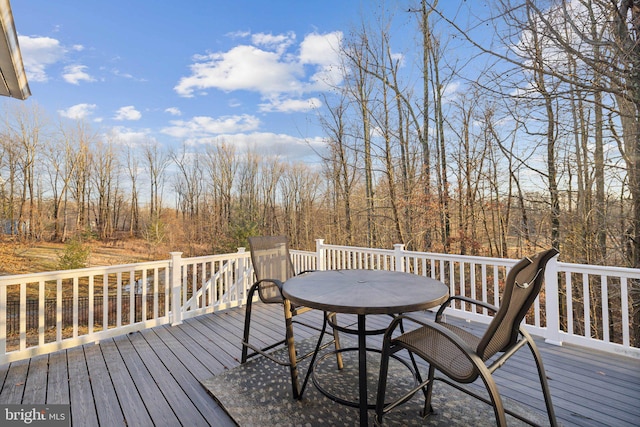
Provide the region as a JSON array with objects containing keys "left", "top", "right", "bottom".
[{"left": 0, "top": 303, "right": 638, "bottom": 426}]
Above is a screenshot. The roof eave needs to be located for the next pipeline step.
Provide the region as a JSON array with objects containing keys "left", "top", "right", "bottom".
[{"left": 0, "top": 0, "right": 30, "bottom": 100}]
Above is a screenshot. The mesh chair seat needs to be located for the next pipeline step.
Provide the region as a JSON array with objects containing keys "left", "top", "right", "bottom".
[
  {"left": 256, "top": 283, "right": 311, "bottom": 312},
  {"left": 395, "top": 323, "right": 482, "bottom": 383}
]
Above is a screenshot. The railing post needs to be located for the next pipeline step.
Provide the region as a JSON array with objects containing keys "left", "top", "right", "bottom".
[
  {"left": 170, "top": 252, "right": 183, "bottom": 326},
  {"left": 237, "top": 247, "right": 246, "bottom": 304},
  {"left": 315, "top": 239, "right": 325, "bottom": 270},
  {"left": 544, "top": 253, "right": 563, "bottom": 346},
  {"left": 0, "top": 284, "right": 6, "bottom": 360},
  {"left": 394, "top": 244, "right": 405, "bottom": 272}
]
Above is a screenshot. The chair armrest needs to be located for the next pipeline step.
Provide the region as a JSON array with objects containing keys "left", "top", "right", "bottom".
[
  {"left": 436, "top": 295, "right": 499, "bottom": 320},
  {"left": 296, "top": 269, "right": 316, "bottom": 275},
  {"left": 251, "top": 278, "right": 286, "bottom": 302},
  {"left": 255, "top": 277, "right": 285, "bottom": 290}
]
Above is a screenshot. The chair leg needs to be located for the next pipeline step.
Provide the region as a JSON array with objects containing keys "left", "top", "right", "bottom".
[
  {"left": 241, "top": 284, "right": 258, "bottom": 363},
  {"left": 283, "top": 299, "right": 301, "bottom": 399},
  {"left": 478, "top": 370, "right": 507, "bottom": 427},
  {"left": 329, "top": 312, "right": 343, "bottom": 370},
  {"left": 375, "top": 340, "right": 392, "bottom": 425},
  {"left": 527, "top": 338, "right": 558, "bottom": 427},
  {"left": 421, "top": 364, "right": 436, "bottom": 417}
]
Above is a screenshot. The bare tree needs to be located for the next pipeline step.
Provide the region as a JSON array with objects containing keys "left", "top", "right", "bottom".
[
  {"left": 171, "top": 143, "right": 204, "bottom": 254},
  {"left": 171, "top": 143, "right": 203, "bottom": 221},
  {"left": 204, "top": 141, "right": 238, "bottom": 239},
  {"left": 49, "top": 121, "right": 84, "bottom": 241},
  {"left": 319, "top": 92, "right": 358, "bottom": 245},
  {"left": 143, "top": 140, "right": 169, "bottom": 222},
  {"left": 343, "top": 27, "right": 378, "bottom": 247},
  {"left": 449, "top": 93, "right": 485, "bottom": 255},
  {"left": 69, "top": 129, "right": 91, "bottom": 235},
  {"left": 258, "top": 155, "right": 284, "bottom": 236},
  {"left": 2, "top": 103, "right": 47, "bottom": 239},
  {"left": 0, "top": 131, "right": 19, "bottom": 235},
  {"left": 124, "top": 145, "right": 140, "bottom": 236},
  {"left": 91, "top": 137, "right": 120, "bottom": 240},
  {"left": 236, "top": 148, "right": 260, "bottom": 238}
]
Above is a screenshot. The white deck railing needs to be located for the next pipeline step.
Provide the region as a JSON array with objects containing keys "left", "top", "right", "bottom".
[{"left": 1, "top": 239, "right": 638, "bottom": 364}]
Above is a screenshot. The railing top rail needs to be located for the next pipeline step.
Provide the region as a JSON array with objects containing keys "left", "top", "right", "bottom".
[
  {"left": 321, "top": 243, "right": 521, "bottom": 265},
  {"left": 320, "top": 244, "right": 394, "bottom": 255},
  {"left": 322, "top": 243, "right": 640, "bottom": 276},
  {"left": 181, "top": 252, "right": 250, "bottom": 264},
  {"left": 290, "top": 249, "right": 315, "bottom": 256},
  {"left": 557, "top": 261, "right": 640, "bottom": 277},
  {"left": 400, "top": 250, "right": 519, "bottom": 265},
  {"left": 0, "top": 259, "right": 171, "bottom": 286}
]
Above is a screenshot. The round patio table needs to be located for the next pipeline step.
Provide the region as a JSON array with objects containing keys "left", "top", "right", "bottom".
[{"left": 283, "top": 269, "right": 449, "bottom": 426}]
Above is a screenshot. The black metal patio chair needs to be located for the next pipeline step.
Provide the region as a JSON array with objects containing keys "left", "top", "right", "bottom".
[
  {"left": 375, "top": 248, "right": 559, "bottom": 426},
  {"left": 240, "top": 235, "right": 342, "bottom": 399}
]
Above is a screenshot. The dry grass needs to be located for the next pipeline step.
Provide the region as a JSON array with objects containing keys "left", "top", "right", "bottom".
[
  {"left": 0, "top": 236, "right": 216, "bottom": 300},
  {"left": 0, "top": 237, "right": 167, "bottom": 276}
]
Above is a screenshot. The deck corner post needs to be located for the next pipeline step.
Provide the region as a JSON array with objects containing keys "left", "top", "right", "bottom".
[
  {"left": 0, "top": 284, "right": 6, "bottom": 357},
  {"left": 170, "top": 251, "right": 184, "bottom": 326},
  {"left": 544, "top": 253, "right": 563, "bottom": 346},
  {"left": 237, "top": 247, "right": 247, "bottom": 304},
  {"left": 394, "top": 244, "right": 405, "bottom": 272},
  {"left": 315, "top": 238, "right": 325, "bottom": 271}
]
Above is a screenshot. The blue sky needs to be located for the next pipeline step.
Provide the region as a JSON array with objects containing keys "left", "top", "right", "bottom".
[{"left": 10, "top": 0, "right": 391, "bottom": 162}]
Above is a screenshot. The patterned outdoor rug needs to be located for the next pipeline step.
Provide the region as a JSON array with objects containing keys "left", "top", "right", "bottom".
[{"left": 201, "top": 336, "right": 549, "bottom": 426}]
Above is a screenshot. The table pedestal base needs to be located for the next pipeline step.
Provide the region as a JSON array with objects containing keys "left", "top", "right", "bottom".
[{"left": 311, "top": 347, "right": 418, "bottom": 410}]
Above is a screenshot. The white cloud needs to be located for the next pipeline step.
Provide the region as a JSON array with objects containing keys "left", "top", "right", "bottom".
[
  {"left": 300, "top": 31, "right": 344, "bottom": 89},
  {"left": 442, "top": 81, "right": 462, "bottom": 102},
  {"left": 174, "top": 31, "right": 343, "bottom": 98},
  {"left": 114, "top": 106, "right": 142, "bottom": 121},
  {"left": 174, "top": 44, "right": 304, "bottom": 97},
  {"left": 218, "top": 132, "right": 318, "bottom": 152},
  {"left": 63, "top": 64, "right": 95, "bottom": 85},
  {"left": 165, "top": 107, "right": 182, "bottom": 116},
  {"left": 299, "top": 32, "right": 342, "bottom": 66},
  {"left": 105, "top": 126, "right": 154, "bottom": 146},
  {"left": 218, "top": 132, "right": 325, "bottom": 162},
  {"left": 58, "top": 103, "right": 97, "bottom": 120},
  {"left": 251, "top": 31, "right": 295, "bottom": 53},
  {"left": 18, "top": 35, "right": 66, "bottom": 82},
  {"left": 112, "top": 69, "right": 133, "bottom": 79},
  {"left": 112, "top": 68, "right": 147, "bottom": 82},
  {"left": 259, "top": 97, "right": 321, "bottom": 113},
  {"left": 161, "top": 114, "right": 260, "bottom": 138},
  {"left": 159, "top": 112, "right": 324, "bottom": 161},
  {"left": 227, "top": 30, "right": 251, "bottom": 39},
  {"left": 163, "top": 131, "right": 322, "bottom": 161}
]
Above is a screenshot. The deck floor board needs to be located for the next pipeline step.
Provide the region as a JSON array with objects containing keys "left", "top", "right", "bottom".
[
  {"left": 112, "top": 334, "right": 180, "bottom": 426},
  {"left": 0, "top": 358, "right": 29, "bottom": 404},
  {"left": 21, "top": 354, "right": 48, "bottom": 404},
  {"left": 67, "top": 346, "right": 99, "bottom": 427},
  {"left": 100, "top": 337, "right": 154, "bottom": 426},
  {"left": 45, "top": 350, "right": 69, "bottom": 405},
  {"left": 138, "top": 328, "right": 232, "bottom": 426},
  {"left": 124, "top": 331, "right": 206, "bottom": 426},
  {"left": 83, "top": 342, "right": 125, "bottom": 427},
  {"left": 0, "top": 303, "right": 638, "bottom": 426}
]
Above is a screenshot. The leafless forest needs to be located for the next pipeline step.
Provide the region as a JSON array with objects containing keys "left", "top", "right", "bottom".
[{"left": 0, "top": 0, "right": 638, "bottom": 274}]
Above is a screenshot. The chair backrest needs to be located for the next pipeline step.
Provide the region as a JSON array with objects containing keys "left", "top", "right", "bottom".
[
  {"left": 477, "top": 248, "right": 559, "bottom": 359},
  {"left": 248, "top": 236, "right": 296, "bottom": 304}
]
